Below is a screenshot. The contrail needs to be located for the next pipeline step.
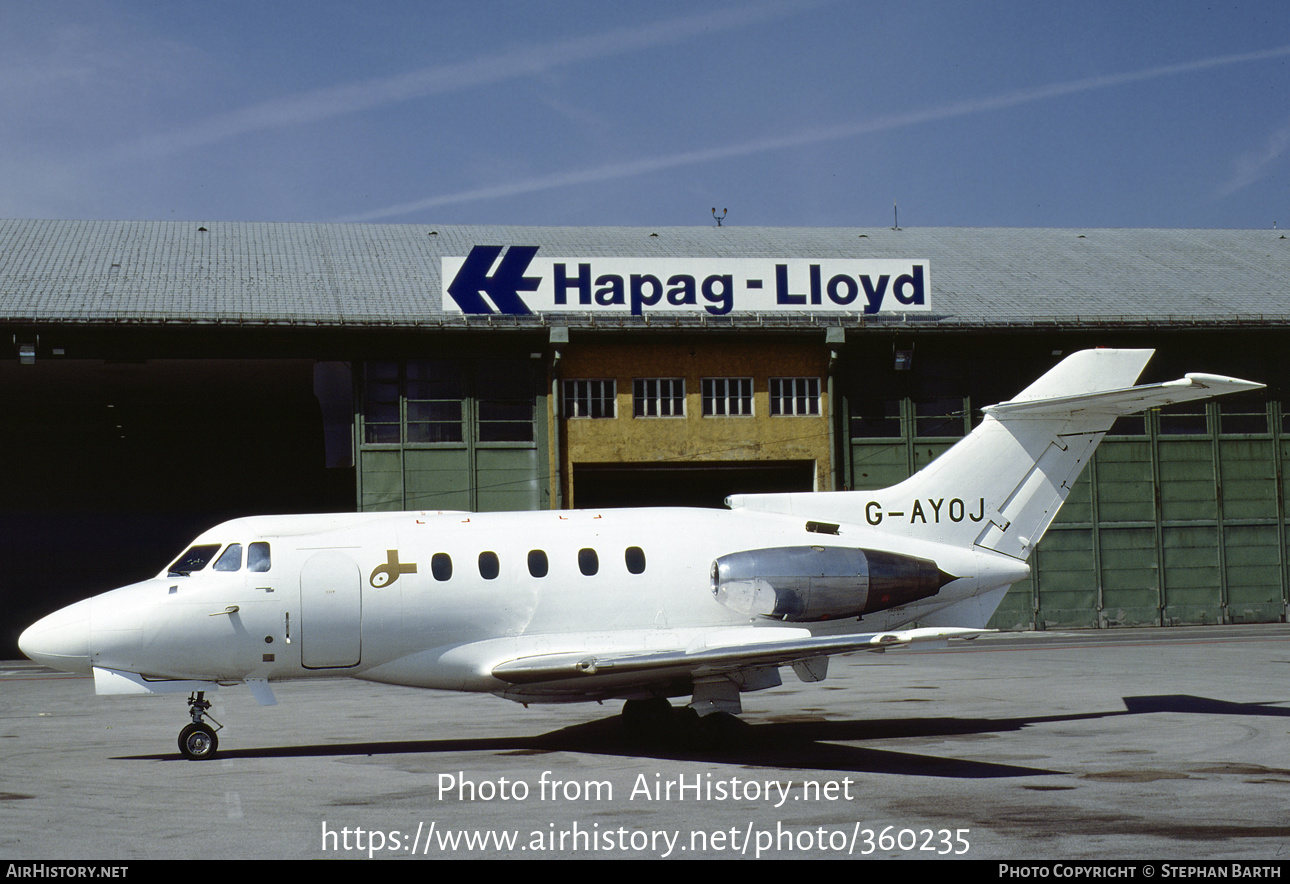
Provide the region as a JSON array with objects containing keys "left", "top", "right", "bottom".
[
  {"left": 339, "top": 41, "right": 1290, "bottom": 222},
  {"left": 1218, "top": 117, "right": 1290, "bottom": 196},
  {"left": 106, "top": 0, "right": 821, "bottom": 164}
]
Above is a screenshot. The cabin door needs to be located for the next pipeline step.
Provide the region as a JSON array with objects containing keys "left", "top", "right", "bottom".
[{"left": 299, "top": 550, "right": 362, "bottom": 669}]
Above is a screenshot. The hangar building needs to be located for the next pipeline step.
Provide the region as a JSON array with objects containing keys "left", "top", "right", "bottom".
[{"left": 3, "top": 219, "right": 1288, "bottom": 654}]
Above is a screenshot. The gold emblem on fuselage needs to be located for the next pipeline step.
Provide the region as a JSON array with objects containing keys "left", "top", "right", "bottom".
[{"left": 369, "top": 549, "right": 417, "bottom": 588}]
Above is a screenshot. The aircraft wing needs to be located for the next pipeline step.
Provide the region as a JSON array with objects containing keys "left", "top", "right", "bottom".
[{"left": 490, "top": 626, "right": 984, "bottom": 686}]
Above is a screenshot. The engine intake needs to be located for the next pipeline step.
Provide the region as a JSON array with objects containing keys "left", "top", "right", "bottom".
[{"left": 711, "top": 546, "right": 958, "bottom": 622}]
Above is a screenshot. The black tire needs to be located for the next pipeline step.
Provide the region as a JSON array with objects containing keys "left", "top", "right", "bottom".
[{"left": 178, "top": 722, "right": 218, "bottom": 760}]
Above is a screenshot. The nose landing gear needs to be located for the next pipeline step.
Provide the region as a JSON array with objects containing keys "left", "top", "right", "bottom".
[{"left": 179, "top": 691, "right": 222, "bottom": 760}]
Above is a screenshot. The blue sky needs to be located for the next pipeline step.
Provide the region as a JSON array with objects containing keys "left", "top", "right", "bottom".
[{"left": 2, "top": 0, "right": 1288, "bottom": 229}]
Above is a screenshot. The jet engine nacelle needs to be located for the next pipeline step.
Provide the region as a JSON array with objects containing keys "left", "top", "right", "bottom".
[{"left": 711, "top": 546, "right": 957, "bottom": 622}]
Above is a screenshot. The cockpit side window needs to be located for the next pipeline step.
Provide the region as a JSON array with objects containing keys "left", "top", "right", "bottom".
[
  {"left": 168, "top": 544, "right": 222, "bottom": 577},
  {"left": 213, "top": 544, "right": 243, "bottom": 572},
  {"left": 248, "top": 542, "right": 271, "bottom": 572}
]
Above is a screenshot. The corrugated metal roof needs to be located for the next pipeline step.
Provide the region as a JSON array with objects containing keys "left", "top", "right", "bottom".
[{"left": 0, "top": 219, "right": 1287, "bottom": 329}]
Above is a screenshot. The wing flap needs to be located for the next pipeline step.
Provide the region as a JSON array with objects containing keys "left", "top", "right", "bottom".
[{"left": 490, "top": 626, "right": 985, "bottom": 685}]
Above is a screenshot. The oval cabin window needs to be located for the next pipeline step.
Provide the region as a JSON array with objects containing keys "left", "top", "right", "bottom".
[
  {"left": 625, "top": 546, "right": 646, "bottom": 575},
  {"left": 528, "top": 549, "right": 548, "bottom": 578}
]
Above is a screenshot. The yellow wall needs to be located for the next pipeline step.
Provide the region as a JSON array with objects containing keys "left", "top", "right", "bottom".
[{"left": 555, "top": 337, "right": 832, "bottom": 504}]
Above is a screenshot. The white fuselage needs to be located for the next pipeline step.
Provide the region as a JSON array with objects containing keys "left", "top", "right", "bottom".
[{"left": 26, "top": 506, "right": 1023, "bottom": 701}]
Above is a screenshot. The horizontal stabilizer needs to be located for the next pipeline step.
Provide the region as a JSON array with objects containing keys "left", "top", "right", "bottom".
[
  {"left": 984, "top": 373, "right": 1264, "bottom": 419},
  {"left": 490, "top": 626, "right": 986, "bottom": 685},
  {"left": 730, "top": 351, "right": 1263, "bottom": 564}
]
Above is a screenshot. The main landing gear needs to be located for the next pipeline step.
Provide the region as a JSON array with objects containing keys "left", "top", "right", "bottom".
[{"left": 178, "top": 691, "right": 222, "bottom": 760}]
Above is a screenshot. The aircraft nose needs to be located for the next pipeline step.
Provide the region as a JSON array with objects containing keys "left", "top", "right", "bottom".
[{"left": 19, "top": 598, "right": 93, "bottom": 675}]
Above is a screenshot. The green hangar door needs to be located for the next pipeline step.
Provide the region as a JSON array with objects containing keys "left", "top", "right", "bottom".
[{"left": 356, "top": 359, "right": 548, "bottom": 513}]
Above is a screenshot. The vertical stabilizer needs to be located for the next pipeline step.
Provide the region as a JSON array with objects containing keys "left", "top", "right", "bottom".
[
  {"left": 728, "top": 349, "right": 1262, "bottom": 560},
  {"left": 1007, "top": 349, "right": 1154, "bottom": 402}
]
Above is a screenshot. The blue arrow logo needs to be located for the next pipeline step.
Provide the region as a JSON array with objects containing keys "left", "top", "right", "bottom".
[{"left": 446, "top": 245, "right": 541, "bottom": 314}]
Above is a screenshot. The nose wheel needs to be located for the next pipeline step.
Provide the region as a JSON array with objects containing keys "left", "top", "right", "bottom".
[{"left": 179, "top": 691, "right": 222, "bottom": 760}]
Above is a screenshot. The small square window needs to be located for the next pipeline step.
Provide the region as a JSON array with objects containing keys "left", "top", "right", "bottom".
[
  {"left": 849, "top": 399, "right": 903, "bottom": 438},
  {"left": 405, "top": 360, "right": 465, "bottom": 443},
  {"left": 1157, "top": 403, "right": 1207, "bottom": 436},
  {"left": 633, "top": 378, "right": 685, "bottom": 417},
  {"left": 701, "top": 378, "right": 753, "bottom": 416},
  {"left": 914, "top": 398, "right": 967, "bottom": 438},
  {"left": 1219, "top": 397, "right": 1268, "bottom": 436},
  {"left": 769, "top": 378, "right": 820, "bottom": 416},
  {"left": 564, "top": 379, "right": 617, "bottom": 418}
]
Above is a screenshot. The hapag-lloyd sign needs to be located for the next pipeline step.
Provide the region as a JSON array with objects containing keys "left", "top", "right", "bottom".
[{"left": 442, "top": 246, "right": 929, "bottom": 317}]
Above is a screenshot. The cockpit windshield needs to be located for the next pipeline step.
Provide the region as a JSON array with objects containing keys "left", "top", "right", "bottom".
[
  {"left": 212, "top": 544, "right": 243, "bottom": 572},
  {"left": 167, "top": 541, "right": 272, "bottom": 578},
  {"left": 167, "top": 544, "right": 222, "bottom": 577}
]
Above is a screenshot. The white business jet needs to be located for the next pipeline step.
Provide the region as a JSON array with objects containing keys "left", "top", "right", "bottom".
[{"left": 19, "top": 349, "right": 1261, "bottom": 759}]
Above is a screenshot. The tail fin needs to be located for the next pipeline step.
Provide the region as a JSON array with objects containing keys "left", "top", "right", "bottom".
[{"left": 729, "top": 349, "right": 1262, "bottom": 559}]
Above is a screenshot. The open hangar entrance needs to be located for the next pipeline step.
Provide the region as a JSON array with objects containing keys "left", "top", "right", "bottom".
[
  {"left": 572, "top": 461, "right": 816, "bottom": 509},
  {"left": 1, "top": 352, "right": 352, "bottom": 656}
]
